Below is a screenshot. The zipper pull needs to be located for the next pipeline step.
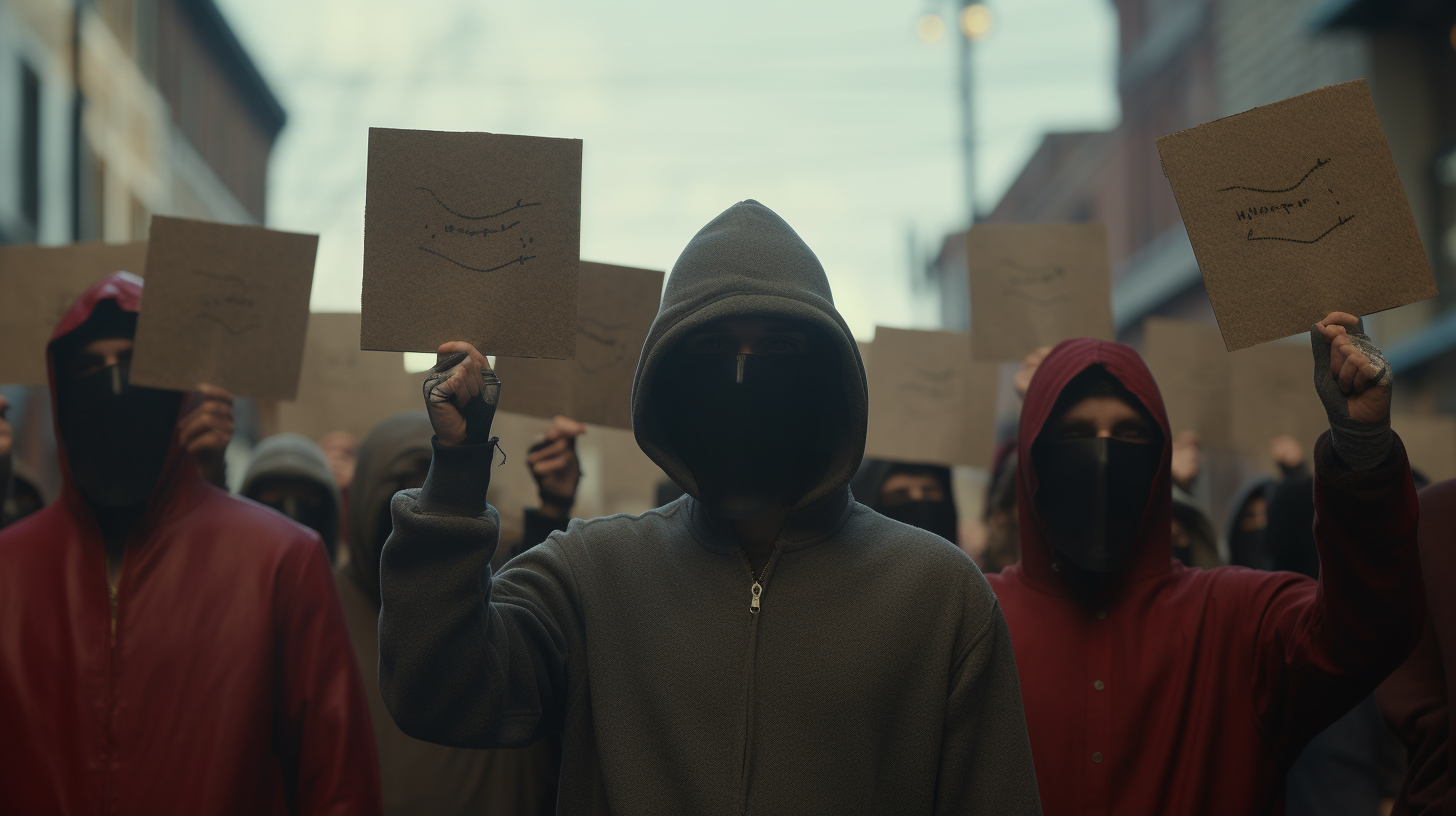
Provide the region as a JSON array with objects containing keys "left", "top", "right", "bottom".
[{"left": 750, "top": 581, "right": 762, "bottom": 614}]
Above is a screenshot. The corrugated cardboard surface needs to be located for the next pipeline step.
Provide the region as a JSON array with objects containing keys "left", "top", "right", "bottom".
[
  {"left": 493, "top": 262, "right": 663, "bottom": 429},
  {"left": 1157, "top": 80, "right": 1436, "bottom": 351},
  {"left": 130, "top": 216, "right": 317, "bottom": 399},
  {"left": 362, "top": 128, "right": 582, "bottom": 358},
  {"left": 1142, "top": 318, "right": 1234, "bottom": 445},
  {"left": 274, "top": 313, "right": 421, "bottom": 442},
  {"left": 865, "top": 326, "right": 998, "bottom": 468},
  {"left": 967, "top": 223, "right": 1115, "bottom": 361},
  {"left": 0, "top": 241, "right": 148, "bottom": 386}
]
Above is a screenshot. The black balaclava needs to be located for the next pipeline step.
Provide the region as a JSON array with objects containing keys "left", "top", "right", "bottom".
[
  {"left": 881, "top": 500, "right": 958, "bottom": 543},
  {"left": 852, "top": 459, "right": 959, "bottom": 544},
  {"left": 54, "top": 301, "right": 182, "bottom": 510},
  {"left": 1032, "top": 366, "right": 1162, "bottom": 574},
  {"left": 250, "top": 476, "right": 337, "bottom": 557},
  {"left": 655, "top": 336, "right": 832, "bottom": 520}
]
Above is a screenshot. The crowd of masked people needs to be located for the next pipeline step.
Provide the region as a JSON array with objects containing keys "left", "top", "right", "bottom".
[{"left": 0, "top": 200, "right": 1452, "bottom": 814}]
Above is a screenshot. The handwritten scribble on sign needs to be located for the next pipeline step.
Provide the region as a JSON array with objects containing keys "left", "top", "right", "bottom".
[
  {"left": 1216, "top": 157, "right": 1356, "bottom": 245},
  {"left": 413, "top": 188, "right": 543, "bottom": 273},
  {"left": 864, "top": 326, "right": 998, "bottom": 468},
  {"left": 576, "top": 316, "right": 636, "bottom": 375},
  {"left": 361, "top": 128, "right": 583, "bottom": 358},
  {"left": 1155, "top": 79, "right": 1436, "bottom": 351},
  {"left": 128, "top": 216, "right": 317, "bottom": 400},
  {"left": 967, "top": 223, "right": 1114, "bottom": 361}
]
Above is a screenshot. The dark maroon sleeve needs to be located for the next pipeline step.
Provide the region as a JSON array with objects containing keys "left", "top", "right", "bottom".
[
  {"left": 1376, "top": 624, "right": 1451, "bottom": 814},
  {"left": 275, "top": 534, "right": 384, "bottom": 815},
  {"left": 1247, "top": 432, "right": 1424, "bottom": 759}
]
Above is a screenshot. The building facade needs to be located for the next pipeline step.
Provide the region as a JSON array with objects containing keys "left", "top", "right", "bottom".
[{"left": 926, "top": 0, "right": 1456, "bottom": 418}]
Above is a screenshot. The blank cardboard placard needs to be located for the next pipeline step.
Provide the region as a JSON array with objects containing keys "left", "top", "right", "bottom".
[
  {"left": 865, "top": 327, "right": 998, "bottom": 468},
  {"left": 1157, "top": 80, "right": 1436, "bottom": 351},
  {"left": 1391, "top": 413, "right": 1456, "bottom": 484},
  {"left": 362, "top": 127, "right": 582, "bottom": 359},
  {"left": 129, "top": 217, "right": 317, "bottom": 399},
  {"left": 492, "top": 262, "right": 663, "bottom": 430},
  {"left": 275, "top": 313, "right": 422, "bottom": 442},
  {"left": 1229, "top": 340, "right": 1328, "bottom": 469},
  {"left": 0, "top": 242, "right": 149, "bottom": 385},
  {"left": 967, "top": 223, "right": 1114, "bottom": 361},
  {"left": 1142, "top": 318, "right": 1233, "bottom": 445}
]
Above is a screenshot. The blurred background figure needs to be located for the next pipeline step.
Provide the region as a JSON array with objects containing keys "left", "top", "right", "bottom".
[
  {"left": 851, "top": 458, "right": 959, "bottom": 545},
  {"left": 509, "top": 415, "right": 587, "bottom": 561},
  {"left": 1169, "top": 431, "right": 1222, "bottom": 569},
  {"left": 319, "top": 430, "right": 359, "bottom": 492},
  {"left": 980, "top": 447, "right": 1020, "bottom": 573},
  {"left": 337, "top": 411, "right": 559, "bottom": 816},
  {"left": 240, "top": 432, "right": 342, "bottom": 563}
]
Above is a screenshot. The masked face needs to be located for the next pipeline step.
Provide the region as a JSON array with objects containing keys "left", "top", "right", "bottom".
[
  {"left": 656, "top": 342, "right": 828, "bottom": 520},
  {"left": 251, "top": 477, "right": 335, "bottom": 552},
  {"left": 1033, "top": 436, "right": 1160, "bottom": 573},
  {"left": 880, "top": 501, "right": 958, "bottom": 543},
  {"left": 59, "top": 362, "right": 181, "bottom": 509}
]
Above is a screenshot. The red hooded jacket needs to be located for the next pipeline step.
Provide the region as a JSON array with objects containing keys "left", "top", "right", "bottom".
[
  {"left": 0, "top": 273, "right": 382, "bottom": 815},
  {"left": 986, "top": 338, "right": 1422, "bottom": 816}
]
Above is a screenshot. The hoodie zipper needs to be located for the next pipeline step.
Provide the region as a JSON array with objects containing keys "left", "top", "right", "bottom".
[{"left": 738, "top": 547, "right": 778, "bottom": 813}]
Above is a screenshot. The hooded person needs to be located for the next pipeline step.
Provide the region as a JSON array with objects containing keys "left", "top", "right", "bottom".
[
  {"left": 987, "top": 328, "right": 1422, "bottom": 815},
  {"left": 1376, "top": 479, "right": 1456, "bottom": 813},
  {"left": 0, "top": 272, "right": 382, "bottom": 815},
  {"left": 336, "top": 411, "right": 558, "bottom": 815},
  {"left": 1224, "top": 474, "right": 1275, "bottom": 569},
  {"left": 241, "top": 432, "right": 343, "bottom": 562},
  {"left": 376, "top": 200, "right": 1041, "bottom": 814},
  {"left": 850, "top": 458, "right": 959, "bottom": 545}
]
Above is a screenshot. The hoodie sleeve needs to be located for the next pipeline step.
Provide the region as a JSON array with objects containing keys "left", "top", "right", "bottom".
[
  {"left": 937, "top": 603, "right": 1043, "bottom": 815},
  {"left": 1247, "top": 432, "right": 1424, "bottom": 758},
  {"left": 274, "top": 532, "right": 384, "bottom": 816},
  {"left": 377, "top": 439, "right": 574, "bottom": 749}
]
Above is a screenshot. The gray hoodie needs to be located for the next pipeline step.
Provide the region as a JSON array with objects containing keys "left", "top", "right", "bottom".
[
  {"left": 240, "top": 432, "right": 341, "bottom": 557},
  {"left": 378, "top": 200, "right": 1040, "bottom": 815}
]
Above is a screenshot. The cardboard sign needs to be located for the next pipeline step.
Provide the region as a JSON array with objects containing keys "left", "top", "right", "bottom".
[
  {"left": 967, "top": 223, "right": 1115, "bottom": 361},
  {"left": 361, "top": 127, "right": 583, "bottom": 359},
  {"left": 1229, "top": 340, "right": 1329, "bottom": 468},
  {"left": 0, "top": 241, "right": 148, "bottom": 385},
  {"left": 1141, "top": 318, "right": 1233, "bottom": 445},
  {"left": 273, "top": 313, "right": 423, "bottom": 442},
  {"left": 492, "top": 262, "right": 663, "bottom": 429},
  {"left": 865, "top": 326, "right": 998, "bottom": 468},
  {"left": 128, "top": 217, "right": 317, "bottom": 399},
  {"left": 1391, "top": 413, "right": 1456, "bottom": 484},
  {"left": 1157, "top": 80, "right": 1437, "bottom": 351}
]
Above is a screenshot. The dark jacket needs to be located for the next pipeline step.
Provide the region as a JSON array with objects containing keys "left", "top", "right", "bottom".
[
  {"left": 1377, "top": 479, "right": 1456, "bottom": 814},
  {"left": 336, "top": 411, "right": 557, "bottom": 815},
  {"left": 378, "top": 200, "right": 1041, "bottom": 814},
  {"left": 986, "top": 337, "right": 1422, "bottom": 816},
  {"left": 0, "top": 273, "right": 381, "bottom": 815}
]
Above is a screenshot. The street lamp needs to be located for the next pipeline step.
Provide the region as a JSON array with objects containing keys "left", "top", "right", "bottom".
[{"left": 916, "top": 2, "right": 994, "bottom": 225}]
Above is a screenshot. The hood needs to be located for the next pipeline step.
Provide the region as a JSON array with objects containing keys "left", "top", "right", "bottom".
[
  {"left": 1223, "top": 474, "right": 1273, "bottom": 559},
  {"left": 345, "top": 412, "right": 434, "bottom": 604},
  {"left": 240, "top": 432, "right": 341, "bottom": 551},
  {"left": 45, "top": 272, "right": 196, "bottom": 532},
  {"left": 1013, "top": 338, "right": 1174, "bottom": 593},
  {"left": 631, "top": 200, "right": 867, "bottom": 515},
  {"left": 1171, "top": 485, "right": 1222, "bottom": 569}
]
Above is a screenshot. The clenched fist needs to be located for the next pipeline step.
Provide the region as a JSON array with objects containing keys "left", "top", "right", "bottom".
[{"left": 423, "top": 341, "right": 500, "bottom": 447}]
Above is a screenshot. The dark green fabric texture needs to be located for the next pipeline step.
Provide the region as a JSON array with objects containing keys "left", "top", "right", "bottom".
[{"left": 378, "top": 200, "right": 1041, "bottom": 815}]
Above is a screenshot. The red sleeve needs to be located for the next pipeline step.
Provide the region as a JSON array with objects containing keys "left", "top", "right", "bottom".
[
  {"left": 1376, "top": 624, "right": 1451, "bottom": 813},
  {"left": 274, "top": 535, "right": 384, "bottom": 815},
  {"left": 1247, "top": 431, "right": 1424, "bottom": 759}
]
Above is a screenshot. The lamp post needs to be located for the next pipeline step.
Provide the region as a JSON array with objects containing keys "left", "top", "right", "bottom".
[{"left": 918, "top": 2, "right": 994, "bottom": 226}]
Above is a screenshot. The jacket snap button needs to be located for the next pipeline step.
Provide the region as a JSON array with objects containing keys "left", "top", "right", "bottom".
[
  {"left": 1094, "top": 680, "right": 1105, "bottom": 691},
  {"left": 1095, "top": 610, "right": 1106, "bottom": 619},
  {"left": 1092, "top": 752, "right": 1103, "bottom": 763}
]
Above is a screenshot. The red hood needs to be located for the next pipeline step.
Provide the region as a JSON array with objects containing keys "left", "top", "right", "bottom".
[
  {"left": 1014, "top": 337, "right": 1174, "bottom": 594},
  {"left": 46, "top": 271, "right": 197, "bottom": 527}
]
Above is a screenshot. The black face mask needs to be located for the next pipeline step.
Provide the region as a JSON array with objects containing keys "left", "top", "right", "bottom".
[
  {"left": 880, "top": 500, "right": 958, "bottom": 544},
  {"left": 260, "top": 490, "right": 335, "bottom": 557},
  {"left": 656, "top": 351, "right": 826, "bottom": 519},
  {"left": 60, "top": 363, "right": 181, "bottom": 509},
  {"left": 1033, "top": 437, "right": 1161, "bottom": 574}
]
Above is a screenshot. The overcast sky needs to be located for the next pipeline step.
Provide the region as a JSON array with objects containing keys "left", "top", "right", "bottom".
[{"left": 216, "top": 0, "right": 1118, "bottom": 340}]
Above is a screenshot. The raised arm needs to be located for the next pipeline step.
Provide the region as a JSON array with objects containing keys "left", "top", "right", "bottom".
[
  {"left": 1248, "top": 314, "right": 1423, "bottom": 755},
  {"left": 377, "top": 343, "right": 576, "bottom": 749}
]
